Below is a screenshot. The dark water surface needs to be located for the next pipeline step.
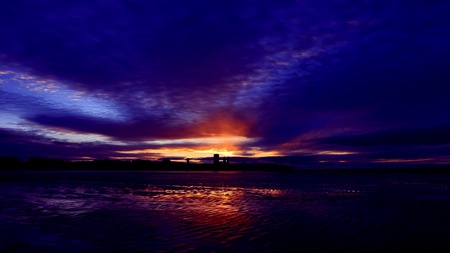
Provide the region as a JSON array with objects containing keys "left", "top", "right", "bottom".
[{"left": 1, "top": 170, "right": 450, "bottom": 252}]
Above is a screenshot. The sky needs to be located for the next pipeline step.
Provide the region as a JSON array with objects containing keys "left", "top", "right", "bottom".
[{"left": 1, "top": 0, "right": 450, "bottom": 167}]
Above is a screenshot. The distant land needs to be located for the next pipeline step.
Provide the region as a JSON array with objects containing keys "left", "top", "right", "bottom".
[
  {"left": 0, "top": 155, "right": 295, "bottom": 172},
  {"left": 2, "top": 155, "right": 450, "bottom": 173}
]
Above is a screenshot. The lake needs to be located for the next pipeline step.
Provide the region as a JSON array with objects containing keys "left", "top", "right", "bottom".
[{"left": 1, "top": 170, "right": 450, "bottom": 252}]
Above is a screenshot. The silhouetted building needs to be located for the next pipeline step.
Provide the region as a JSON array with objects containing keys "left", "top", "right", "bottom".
[
  {"left": 185, "top": 158, "right": 190, "bottom": 164},
  {"left": 222, "top": 157, "right": 230, "bottom": 165},
  {"left": 214, "top": 154, "right": 220, "bottom": 165}
]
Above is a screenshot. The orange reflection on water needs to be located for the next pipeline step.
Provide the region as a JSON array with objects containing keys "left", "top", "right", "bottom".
[{"left": 131, "top": 184, "right": 284, "bottom": 243}]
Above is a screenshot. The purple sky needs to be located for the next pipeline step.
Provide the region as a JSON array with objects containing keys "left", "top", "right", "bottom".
[{"left": 1, "top": 0, "right": 450, "bottom": 167}]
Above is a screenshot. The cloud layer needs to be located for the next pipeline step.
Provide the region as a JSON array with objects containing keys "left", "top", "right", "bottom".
[{"left": 1, "top": 0, "right": 450, "bottom": 166}]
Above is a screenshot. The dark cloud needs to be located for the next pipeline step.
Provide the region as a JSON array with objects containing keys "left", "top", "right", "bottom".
[
  {"left": 0, "top": 127, "right": 222, "bottom": 161},
  {"left": 367, "top": 146, "right": 450, "bottom": 160},
  {"left": 26, "top": 108, "right": 254, "bottom": 141},
  {"left": 1, "top": 1, "right": 268, "bottom": 89},
  {"left": 0, "top": 128, "right": 96, "bottom": 160},
  {"left": 321, "top": 123, "right": 450, "bottom": 147}
]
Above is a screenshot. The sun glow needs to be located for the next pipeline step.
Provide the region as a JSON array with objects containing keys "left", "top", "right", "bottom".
[
  {"left": 117, "top": 147, "right": 235, "bottom": 159},
  {"left": 117, "top": 136, "right": 250, "bottom": 159},
  {"left": 114, "top": 136, "right": 282, "bottom": 160}
]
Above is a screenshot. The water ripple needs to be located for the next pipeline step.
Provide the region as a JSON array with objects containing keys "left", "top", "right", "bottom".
[{"left": 1, "top": 171, "right": 450, "bottom": 252}]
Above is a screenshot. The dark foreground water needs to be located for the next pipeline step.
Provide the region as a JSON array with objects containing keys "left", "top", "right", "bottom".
[{"left": 1, "top": 170, "right": 450, "bottom": 253}]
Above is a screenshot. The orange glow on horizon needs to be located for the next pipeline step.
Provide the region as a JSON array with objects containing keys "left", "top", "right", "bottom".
[
  {"left": 115, "top": 135, "right": 282, "bottom": 160},
  {"left": 118, "top": 147, "right": 238, "bottom": 160}
]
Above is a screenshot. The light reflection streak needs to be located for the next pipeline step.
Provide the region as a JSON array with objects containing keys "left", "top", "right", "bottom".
[
  {"left": 129, "top": 184, "right": 285, "bottom": 240},
  {"left": 132, "top": 185, "right": 284, "bottom": 212}
]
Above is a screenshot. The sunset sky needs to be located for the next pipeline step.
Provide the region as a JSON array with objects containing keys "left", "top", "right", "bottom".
[{"left": 1, "top": 1, "right": 450, "bottom": 167}]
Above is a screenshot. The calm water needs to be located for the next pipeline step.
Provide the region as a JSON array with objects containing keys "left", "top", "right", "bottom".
[{"left": 1, "top": 170, "right": 450, "bottom": 252}]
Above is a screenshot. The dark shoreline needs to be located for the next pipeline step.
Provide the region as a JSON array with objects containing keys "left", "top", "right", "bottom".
[
  {"left": 0, "top": 158, "right": 295, "bottom": 172},
  {"left": 3, "top": 157, "right": 450, "bottom": 172},
  {"left": 2, "top": 166, "right": 450, "bottom": 173}
]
